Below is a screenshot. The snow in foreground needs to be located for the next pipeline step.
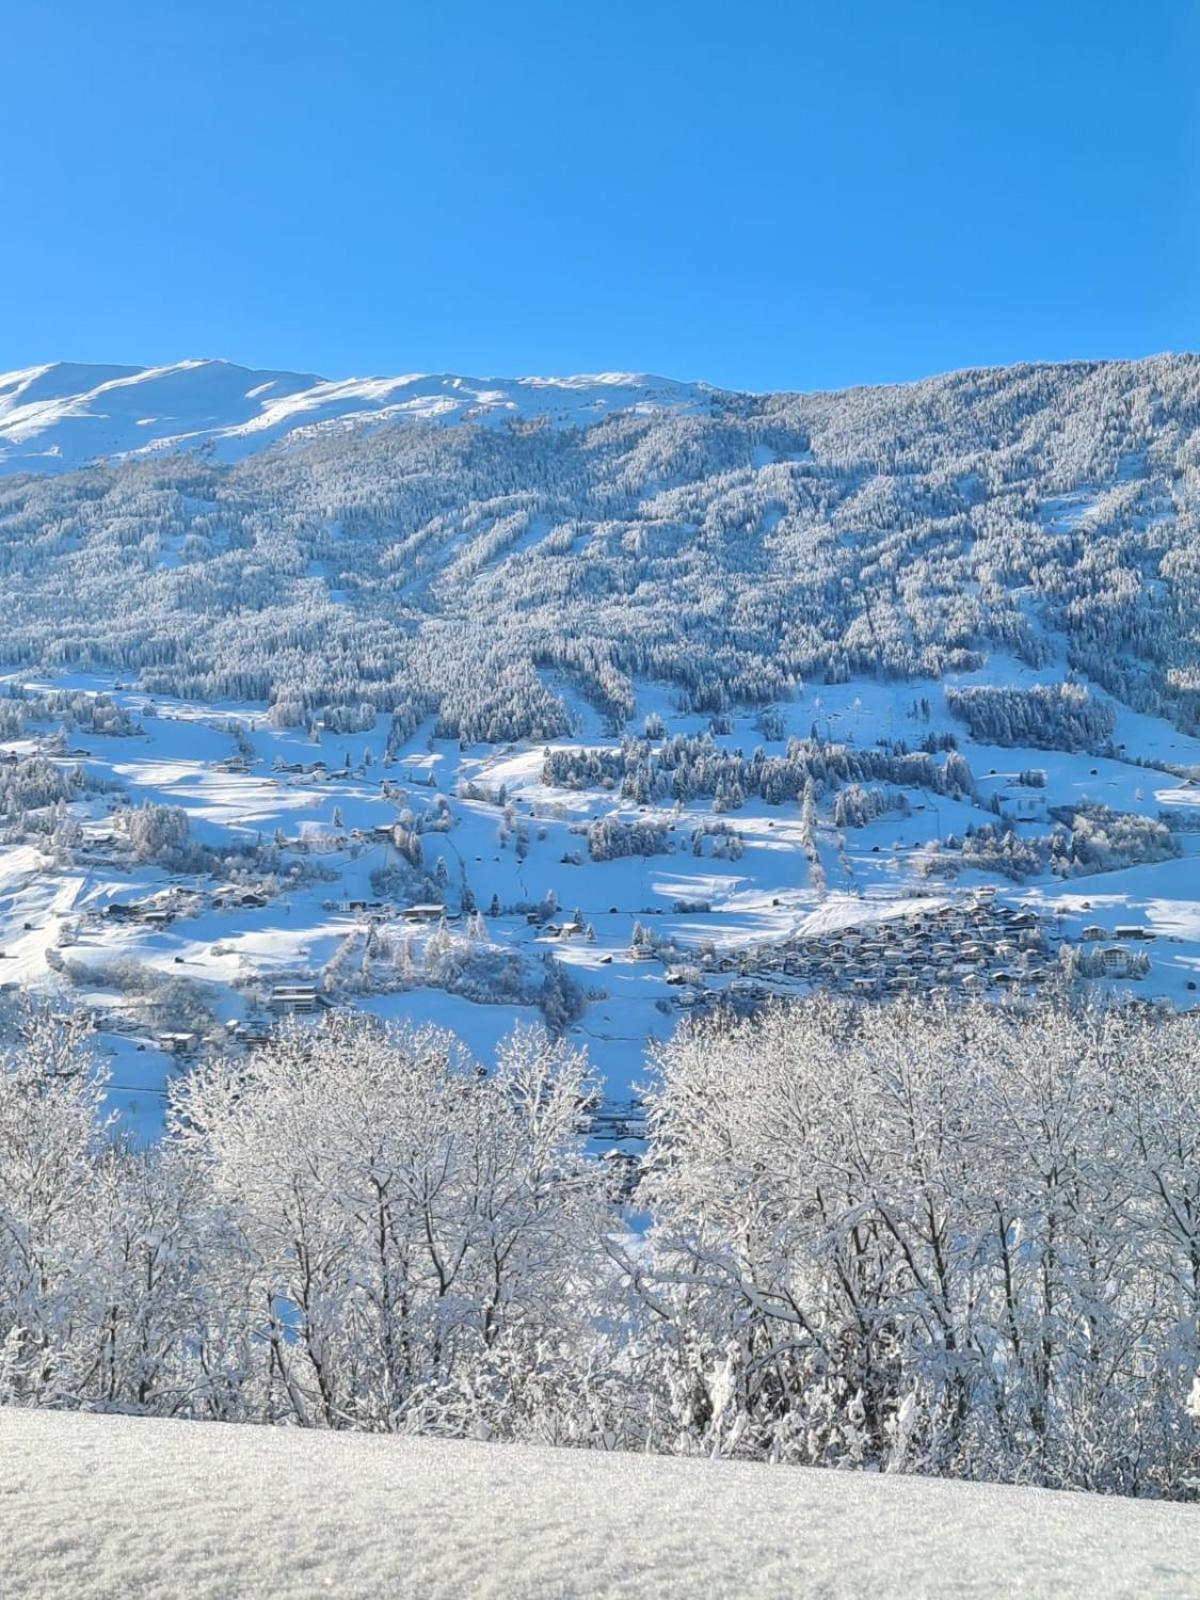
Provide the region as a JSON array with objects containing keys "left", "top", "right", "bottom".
[{"left": 3, "top": 1410, "right": 1198, "bottom": 1600}]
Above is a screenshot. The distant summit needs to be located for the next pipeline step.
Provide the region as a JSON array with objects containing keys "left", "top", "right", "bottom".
[{"left": 0, "top": 360, "right": 714, "bottom": 474}]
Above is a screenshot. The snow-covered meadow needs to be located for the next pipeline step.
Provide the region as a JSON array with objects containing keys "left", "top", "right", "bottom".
[{"left": 4, "top": 1408, "right": 1198, "bottom": 1600}]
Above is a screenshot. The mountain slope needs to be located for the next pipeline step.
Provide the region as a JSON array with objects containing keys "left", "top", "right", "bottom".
[
  {"left": 0, "top": 352, "right": 1197, "bottom": 746},
  {"left": 4, "top": 1408, "right": 1198, "bottom": 1599},
  {"left": 0, "top": 360, "right": 713, "bottom": 474}
]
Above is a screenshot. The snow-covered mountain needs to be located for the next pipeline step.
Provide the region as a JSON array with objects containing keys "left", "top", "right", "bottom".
[{"left": 0, "top": 359, "right": 714, "bottom": 474}]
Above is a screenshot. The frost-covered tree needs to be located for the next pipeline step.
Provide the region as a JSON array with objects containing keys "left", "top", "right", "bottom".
[{"left": 168, "top": 1015, "right": 608, "bottom": 1432}]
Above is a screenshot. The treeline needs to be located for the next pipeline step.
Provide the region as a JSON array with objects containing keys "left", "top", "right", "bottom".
[
  {"left": 0, "top": 756, "right": 87, "bottom": 822},
  {"left": 585, "top": 814, "right": 673, "bottom": 861},
  {"left": 0, "top": 687, "right": 140, "bottom": 741},
  {"left": 544, "top": 733, "right": 977, "bottom": 808},
  {"left": 932, "top": 806, "right": 1180, "bottom": 883},
  {"left": 945, "top": 683, "right": 1116, "bottom": 752},
  {"left": 5, "top": 994, "right": 1200, "bottom": 1498}
]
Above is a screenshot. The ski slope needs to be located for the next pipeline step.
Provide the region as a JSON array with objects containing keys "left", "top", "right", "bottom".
[
  {"left": 0, "top": 360, "right": 713, "bottom": 474},
  {"left": 2, "top": 1408, "right": 1197, "bottom": 1600}
]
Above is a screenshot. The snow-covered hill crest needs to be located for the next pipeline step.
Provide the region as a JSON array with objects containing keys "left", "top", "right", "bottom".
[
  {"left": 4, "top": 1409, "right": 1199, "bottom": 1600},
  {"left": 0, "top": 359, "right": 714, "bottom": 474}
]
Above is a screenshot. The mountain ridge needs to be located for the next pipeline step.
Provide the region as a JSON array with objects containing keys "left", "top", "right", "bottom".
[
  {"left": 0, "top": 359, "right": 715, "bottom": 475},
  {"left": 5, "top": 351, "right": 1197, "bottom": 477}
]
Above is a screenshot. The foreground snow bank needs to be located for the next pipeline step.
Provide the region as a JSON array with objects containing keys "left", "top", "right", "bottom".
[{"left": 3, "top": 1411, "right": 1198, "bottom": 1599}]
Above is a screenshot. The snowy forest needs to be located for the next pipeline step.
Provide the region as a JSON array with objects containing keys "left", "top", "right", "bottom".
[
  {"left": 6, "top": 992, "right": 1200, "bottom": 1501},
  {"left": 0, "top": 355, "right": 1198, "bottom": 746}
]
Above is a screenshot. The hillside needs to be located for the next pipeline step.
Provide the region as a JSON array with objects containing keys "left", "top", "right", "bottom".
[
  {"left": 8, "top": 359, "right": 1200, "bottom": 1518},
  {"left": 3, "top": 1409, "right": 1197, "bottom": 1599},
  {"left": 0, "top": 353, "right": 1197, "bottom": 740},
  {"left": 1, "top": 354, "right": 1200, "bottom": 1138}
]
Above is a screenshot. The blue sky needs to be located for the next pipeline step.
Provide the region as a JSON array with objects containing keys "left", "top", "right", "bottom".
[{"left": 3, "top": 0, "right": 1196, "bottom": 392}]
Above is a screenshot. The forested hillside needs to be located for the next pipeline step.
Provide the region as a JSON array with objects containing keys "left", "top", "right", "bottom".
[{"left": 0, "top": 355, "right": 1196, "bottom": 742}]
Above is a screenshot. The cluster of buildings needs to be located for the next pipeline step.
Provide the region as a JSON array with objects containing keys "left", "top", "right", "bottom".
[
  {"left": 779, "top": 898, "right": 1050, "bottom": 997},
  {"left": 334, "top": 898, "right": 445, "bottom": 924},
  {"left": 680, "top": 893, "right": 1056, "bottom": 1005},
  {"left": 104, "top": 888, "right": 197, "bottom": 929},
  {"left": 103, "top": 884, "right": 268, "bottom": 929}
]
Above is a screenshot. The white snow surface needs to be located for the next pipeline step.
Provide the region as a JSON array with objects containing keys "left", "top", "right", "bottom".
[
  {"left": 3, "top": 1409, "right": 1198, "bottom": 1600},
  {"left": 0, "top": 360, "right": 714, "bottom": 473}
]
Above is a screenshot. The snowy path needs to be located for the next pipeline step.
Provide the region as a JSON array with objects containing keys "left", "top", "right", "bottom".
[{"left": 3, "top": 1409, "right": 1198, "bottom": 1599}]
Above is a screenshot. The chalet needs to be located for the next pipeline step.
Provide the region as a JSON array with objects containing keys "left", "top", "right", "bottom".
[
  {"left": 157, "top": 1031, "right": 198, "bottom": 1055},
  {"left": 1081, "top": 925, "right": 1107, "bottom": 942},
  {"left": 213, "top": 889, "right": 267, "bottom": 910},
  {"left": 269, "top": 984, "right": 321, "bottom": 1016},
  {"left": 1115, "top": 925, "right": 1154, "bottom": 942},
  {"left": 403, "top": 904, "right": 444, "bottom": 924},
  {"left": 1101, "top": 946, "right": 1130, "bottom": 975}
]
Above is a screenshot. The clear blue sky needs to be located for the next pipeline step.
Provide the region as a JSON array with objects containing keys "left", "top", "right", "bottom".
[{"left": 3, "top": 0, "right": 1196, "bottom": 392}]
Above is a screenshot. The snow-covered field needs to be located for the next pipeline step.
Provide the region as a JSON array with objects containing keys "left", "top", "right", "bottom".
[
  {"left": 5, "top": 655, "right": 1200, "bottom": 1139},
  {"left": 3, "top": 1408, "right": 1197, "bottom": 1600}
]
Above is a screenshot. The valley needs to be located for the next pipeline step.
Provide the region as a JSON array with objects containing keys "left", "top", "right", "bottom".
[{"left": 4, "top": 651, "right": 1200, "bottom": 1144}]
